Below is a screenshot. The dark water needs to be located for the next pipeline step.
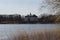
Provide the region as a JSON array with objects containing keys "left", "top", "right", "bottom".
[{"left": 0, "top": 24, "right": 60, "bottom": 40}]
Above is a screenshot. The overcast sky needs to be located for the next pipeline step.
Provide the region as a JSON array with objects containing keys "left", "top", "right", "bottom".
[
  {"left": 0, "top": 0, "right": 59, "bottom": 15},
  {"left": 0, "top": 0, "right": 41, "bottom": 15}
]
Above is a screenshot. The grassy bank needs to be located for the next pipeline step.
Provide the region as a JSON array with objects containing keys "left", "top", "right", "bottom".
[{"left": 12, "top": 29, "right": 60, "bottom": 40}]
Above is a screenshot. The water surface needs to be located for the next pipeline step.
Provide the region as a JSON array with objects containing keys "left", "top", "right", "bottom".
[{"left": 0, "top": 24, "right": 59, "bottom": 40}]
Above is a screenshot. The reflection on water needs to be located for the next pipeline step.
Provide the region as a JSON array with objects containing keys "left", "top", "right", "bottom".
[{"left": 0, "top": 24, "right": 59, "bottom": 40}]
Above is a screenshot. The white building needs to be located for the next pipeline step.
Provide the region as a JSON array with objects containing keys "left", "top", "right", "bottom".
[{"left": 24, "top": 13, "right": 38, "bottom": 22}]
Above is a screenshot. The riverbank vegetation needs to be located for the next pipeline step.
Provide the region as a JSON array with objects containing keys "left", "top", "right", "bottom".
[{"left": 12, "top": 29, "right": 60, "bottom": 40}]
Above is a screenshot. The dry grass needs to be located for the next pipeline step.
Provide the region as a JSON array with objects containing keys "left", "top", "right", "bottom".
[{"left": 12, "top": 29, "right": 60, "bottom": 40}]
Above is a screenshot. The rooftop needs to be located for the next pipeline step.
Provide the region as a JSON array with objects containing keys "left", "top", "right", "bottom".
[{"left": 25, "top": 13, "right": 37, "bottom": 17}]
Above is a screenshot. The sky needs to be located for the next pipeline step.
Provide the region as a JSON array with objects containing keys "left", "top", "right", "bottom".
[
  {"left": 0, "top": 0, "right": 60, "bottom": 15},
  {"left": 0, "top": 0, "right": 41, "bottom": 15}
]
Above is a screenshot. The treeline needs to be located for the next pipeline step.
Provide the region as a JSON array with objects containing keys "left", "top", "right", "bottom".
[
  {"left": 0, "top": 14, "right": 60, "bottom": 24},
  {"left": 38, "top": 14, "right": 60, "bottom": 24},
  {"left": 0, "top": 15, "right": 22, "bottom": 24}
]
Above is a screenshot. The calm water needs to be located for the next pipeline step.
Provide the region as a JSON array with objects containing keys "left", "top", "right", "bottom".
[{"left": 0, "top": 24, "right": 60, "bottom": 40}]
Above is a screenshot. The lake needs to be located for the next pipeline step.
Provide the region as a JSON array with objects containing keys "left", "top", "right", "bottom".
[{"left": 0, "top": 24, "right": 60, "bottom": 40}]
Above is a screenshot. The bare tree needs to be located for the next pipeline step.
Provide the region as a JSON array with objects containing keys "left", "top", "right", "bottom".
[{"left": 39, "top": 0, "right": 60, "bottom": 14}]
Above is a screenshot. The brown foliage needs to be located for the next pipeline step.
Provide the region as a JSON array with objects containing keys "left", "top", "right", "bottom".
[{"left": 13, "top": 29, "right": 60, "bottom": 40}]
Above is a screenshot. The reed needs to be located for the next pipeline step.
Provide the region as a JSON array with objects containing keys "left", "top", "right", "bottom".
[{"left": 13, "top": 29, "right": 60, "bottom": 40}]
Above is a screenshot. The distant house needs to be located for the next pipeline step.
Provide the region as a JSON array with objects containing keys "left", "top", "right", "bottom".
[{"left": 24, "top": 13, "right": 38, "bottom": 23}]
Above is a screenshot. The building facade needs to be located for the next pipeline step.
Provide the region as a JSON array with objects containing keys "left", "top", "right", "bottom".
[{"left": 24, "top": 13, "right": 38, "bottom": 23}]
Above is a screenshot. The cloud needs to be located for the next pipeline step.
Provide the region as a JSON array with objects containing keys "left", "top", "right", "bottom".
[{"left": 0, "top": 0, "right": 40, "bottom": 15}]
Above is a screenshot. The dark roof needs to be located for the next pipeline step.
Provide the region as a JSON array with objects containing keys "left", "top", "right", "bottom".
[
  {"left": 25, "top": 14, "right": 37, "bottom": 17},
  {"left": 32, "top": 15, "right": 37, "bottom": 17}
]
